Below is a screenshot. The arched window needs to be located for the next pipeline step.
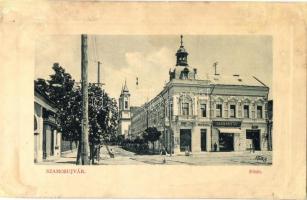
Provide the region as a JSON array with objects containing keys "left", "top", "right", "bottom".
[{"left": 179, "top": 94, "right": 193, "bottom": 116}]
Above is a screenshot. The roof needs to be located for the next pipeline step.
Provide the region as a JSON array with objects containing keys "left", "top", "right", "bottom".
[
  {"left": 204, "top": 75, "right": 268, "bottom": 87},
  {"left": 176, "top": 46, "right": 188, "bottom": 54},
  {"left": 121, "top": 80, "right": 129, "bottom": 94},
  {"left": 123, "top": 83, "right": 129, "bottom": 92},
  {"left": 34, "top": 89, "right": 57, "bottom": 113}
]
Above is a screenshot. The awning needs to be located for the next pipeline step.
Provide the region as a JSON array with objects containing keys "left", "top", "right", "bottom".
[{"left": 217, "top": 128, "right": 242, "bottom": 134}]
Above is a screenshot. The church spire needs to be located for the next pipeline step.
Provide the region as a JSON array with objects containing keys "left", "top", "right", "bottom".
[
  {"left": 176, "top": 35, "right": 189, "bottom": 66},
  {"left": 122, "top": 79, "right": 129, "bottom": 93}
]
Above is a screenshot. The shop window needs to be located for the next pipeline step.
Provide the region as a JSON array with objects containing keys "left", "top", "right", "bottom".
[
  {"left": 200, "top": 103, "right": 206, "bottom": 117},
  {"left": 216, "top": 104, "right": 222, "bottom": 117},
  {"left": 244, "top": 105, "right": 249, "bottom": 118},
  {"left": 257, "top": 106, "right": 263, "bottom": 119},
  {"left": 182, "top": 103, "right": 189, "bottom": 115},
  {"left": 230, "top": 105, "right": 236, "bottom": 118}
]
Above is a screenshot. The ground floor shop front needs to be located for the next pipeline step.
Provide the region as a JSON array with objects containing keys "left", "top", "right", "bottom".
[{"left": 164, "top": 120, "right": 269, "bottom": 154}]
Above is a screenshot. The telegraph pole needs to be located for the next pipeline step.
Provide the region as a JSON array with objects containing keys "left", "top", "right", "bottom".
[
  {"left": 98, "top": 61, "right": 101, "bottom": 85},
  {"left": 81, "top": 34, "right": 90, "bottom": 165}
]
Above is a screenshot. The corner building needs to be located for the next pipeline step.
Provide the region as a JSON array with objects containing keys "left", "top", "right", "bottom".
[{"left": 130, "top": 36, "right": 270, "bottom": 154}]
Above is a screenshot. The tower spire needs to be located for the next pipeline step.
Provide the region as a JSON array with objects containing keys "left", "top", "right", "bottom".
[
  {"left": 180, "top": 35, "right": 183, "bottom": 47},
  {"left": 122, "top": 79, "right": 129, "bottom": 93}
]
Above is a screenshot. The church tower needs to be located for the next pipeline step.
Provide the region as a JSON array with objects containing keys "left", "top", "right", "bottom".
[{"left": 118, "top": 80, "right": 131, "bottom": 138}]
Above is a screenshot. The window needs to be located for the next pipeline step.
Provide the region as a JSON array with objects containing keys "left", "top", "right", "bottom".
[
  {"left": 182, "top": 103, "right": 189, "bottom": 115},
  {"left": 257, "top": 106, "right": 263, "bottom": 119},
  {"left": 200, "top": 104, "right": 206, "bottom": 117},
  {"left": 230, "top": 105, "right": 236, "bottom": 118},
  {"left": 244, "top": 105, "right": 249, "bottom": 118},
  {"left": 216, "top": 104, "right": 222, "bottom": 117},
  {"left": 125, "top": 101, "right": 128, "bottom": 109}
]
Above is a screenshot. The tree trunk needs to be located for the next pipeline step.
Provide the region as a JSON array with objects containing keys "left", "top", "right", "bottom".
[
  {"left": 90, "top": 144, "right": 95, "bottom": 164},
  {"left": 76, "top": 140, "right": 82, "bottom": 165},
  {"left": 152, "top": 141, "right": 155, "bottom": 154},
  {"left": 70, "top": 141, "right": 73, "bottom": 151}
]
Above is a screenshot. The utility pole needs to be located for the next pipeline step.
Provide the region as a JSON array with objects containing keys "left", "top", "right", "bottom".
[
  {"left": 81, "top": 34, "right": 90, "bottom": 165},
  {"left": 98, "top": 61, "right": 101, "bottom": 85}
]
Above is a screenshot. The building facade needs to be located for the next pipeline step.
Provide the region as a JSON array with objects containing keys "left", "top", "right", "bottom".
[
  {"left": 118, "top": 81, "right": 131, "bottom": 138},
  {"left": 130, "top": 36, "right": 271, "bottom": 154},
  {"left": 34, "top": 89, "right": 62, "bottom": 162}
]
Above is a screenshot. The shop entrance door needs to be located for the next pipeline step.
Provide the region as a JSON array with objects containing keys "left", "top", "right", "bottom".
[
  {"left": 246, "top": 130, "right": 260, "bottom": 150},
  {"left": 180, "top": 129, "right": 192, "bottom": 152},
  {"left": 219, "top": 133, "right": 234, "bottom": 151},
  {"left": 201, "top": 129, "right": 207, "bottom": 151}
]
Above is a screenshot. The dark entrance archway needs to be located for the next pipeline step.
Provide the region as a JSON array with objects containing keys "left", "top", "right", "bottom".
[
  {"left": 201, "top": 129, "right": 207, "bottom": 151},
  {"left": 180, "top": 129, "right": 192, "bottom": 152},
  {"left": 219, "top": 133, "right": 234, "bottom": 151},
  {"left": 246, "top": 130, "right": 261, "bottom": 150}
]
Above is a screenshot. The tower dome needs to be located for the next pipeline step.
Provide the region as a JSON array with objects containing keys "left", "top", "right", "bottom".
[{"left": 176, "top": 35, "right": 189, "bottom": 66}]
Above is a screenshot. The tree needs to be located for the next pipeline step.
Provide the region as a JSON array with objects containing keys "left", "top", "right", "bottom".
[
  {"left": 143, "top": 127, "right": 161, "bottom": 154},
  {"left": 35, "top": 63, "right": 119, "bottom": 164}
]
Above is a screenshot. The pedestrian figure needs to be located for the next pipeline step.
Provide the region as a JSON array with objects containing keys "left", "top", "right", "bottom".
[
  {"left": 109, "top": 148, "right": 115, "bottom": 158},
  {"left": 214, "top": 142, "right": 217, "bottom": 152}
]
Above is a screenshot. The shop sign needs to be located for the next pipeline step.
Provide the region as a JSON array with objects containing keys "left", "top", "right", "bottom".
[{"left": 213, "top": 121, "right": 241, "bottom": 127}]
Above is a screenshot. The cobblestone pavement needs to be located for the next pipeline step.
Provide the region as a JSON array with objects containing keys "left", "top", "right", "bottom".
[
  {"left": 100, "top": 145, "right": 272, "bottom": 165},
  {"left": 43, "top": 145, "right": 272, "bottom": 165}
]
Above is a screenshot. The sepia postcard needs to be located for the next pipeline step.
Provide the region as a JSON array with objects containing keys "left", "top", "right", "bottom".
[{"left": 0, "top": 1, "right": 306, "bottom": 199}]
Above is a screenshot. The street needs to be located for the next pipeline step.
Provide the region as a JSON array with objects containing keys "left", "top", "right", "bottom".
[{"left": 44, "top": 145, "right": 272, "bottom": 165}]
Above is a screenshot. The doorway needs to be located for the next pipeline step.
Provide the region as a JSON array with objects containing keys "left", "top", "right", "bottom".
[
  {"left": 201, "top": 129, "right": 207, "bottom": 151},
  {"left": 43, "top": 125, "right": 54, "bottom": 159},
  {"left": 246, "top": 130, "right": 261, "bottom": 150},
  {"left": 180, "top": 129, "right": 192, "bottom": 152},
  {"left": 219, "top": 133, "right": 234, "bottom": 151}
]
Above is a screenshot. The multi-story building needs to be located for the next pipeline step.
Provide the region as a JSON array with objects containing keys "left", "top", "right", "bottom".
[
  {"left": 118, "top": 81, "right": 131, "bottom": 138},
  {"left": 34, "top": 88, "right": 62, "bottom": 162},
  {"left": 130, "top": 36, "right": 271, "bottom": 154}
]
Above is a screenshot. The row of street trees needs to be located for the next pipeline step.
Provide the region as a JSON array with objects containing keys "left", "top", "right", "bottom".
[
  {"left": 121, "top": 127, "right": 162, "bottom": 154},
  {"left": 35, "top": 63, "right": 119, "bottom": 164}
]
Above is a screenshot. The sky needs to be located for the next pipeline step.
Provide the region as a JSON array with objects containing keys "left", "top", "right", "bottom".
[{"left": 35, "top": 35, "right": 272, "bottom": 106}]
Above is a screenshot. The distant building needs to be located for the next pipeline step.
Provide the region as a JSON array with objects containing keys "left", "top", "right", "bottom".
[
  {"left": 118, "top": 81, "right": 131, "bottom": 138},
  {"left": 131, "top": 35, "right": 271, "bottom": 154},
  {"left": 34, "top": 88, "right": 62, "bottom": 162}
]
